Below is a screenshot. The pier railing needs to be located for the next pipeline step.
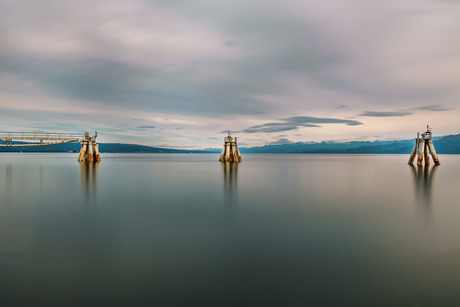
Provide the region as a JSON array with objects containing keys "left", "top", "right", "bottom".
[{"left": 0, "top": 132, "right": 84, "bottom": 146}]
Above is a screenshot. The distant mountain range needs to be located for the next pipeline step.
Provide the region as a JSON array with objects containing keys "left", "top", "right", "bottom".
[
  {"left": 1, "top": 133, "right": 460, "bottom": 154},
  {"left": 0, "top": 141, "right": 207, "bottom": 153},
  {"left": 238, "top": 133, "right": 460, "bottom": 154}
]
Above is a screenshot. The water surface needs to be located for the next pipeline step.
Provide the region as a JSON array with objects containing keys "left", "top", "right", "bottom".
[{"left": 1, "top": 153, "right": 460, "bottom": 306}]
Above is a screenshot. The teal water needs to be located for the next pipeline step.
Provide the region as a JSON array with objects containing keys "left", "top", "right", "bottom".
[{"left": 1, "top": 153, "right": 460, "bottom": 306}]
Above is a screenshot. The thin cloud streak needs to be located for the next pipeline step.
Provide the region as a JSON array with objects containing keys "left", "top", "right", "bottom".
[
  {"left": 414, "top": 105, "right": 451, "bottom": 112},
  {"left": 359, "top": 111, "right": 413, "bottom": 117},
  {"left": 241, "top": 116, "right": 362, "bottom": 134}
]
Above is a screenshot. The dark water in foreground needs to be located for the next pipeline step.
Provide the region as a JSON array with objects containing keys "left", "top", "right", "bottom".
[{"left": 1, "top": 153, "right": 460, "bottom": 306}]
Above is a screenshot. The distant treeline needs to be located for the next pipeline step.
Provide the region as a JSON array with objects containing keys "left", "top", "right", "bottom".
[
  {"left": 0, "top": 141, "right": 206, "bottom": 153},
  {"left": 1, "top": 133, "right": 460, "bottom": 154}
]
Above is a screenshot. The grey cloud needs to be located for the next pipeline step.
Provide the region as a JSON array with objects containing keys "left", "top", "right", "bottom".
[
  {"left": 224, "top": 40, "right": 238, "bottom": 46},
  {"left": 137, "top": 126, "right": 156, "bottom": 129},
  {"left": 241, "top": 116, "right": 362, "bottom": 133},
  {"left": 414, "top": 105, "right": 451, "bottom": 112},
  {"left": 290, "top": 116, "right": 362, "bottom": 126},
  {"left": 359, "top": 111, "right": 413, "bottom": 117},
  {"left": 0, "top": 0, "right": 436, "bottom": 123},
  {"left": 0, "top": 58, "right": 270, "bottom": 116},
  {"left": 243, "top": 124, "right": 303, "bottom": 133},
  {"left": 0, "top": 0, "right": 343, "bottom": 117},
  {"left": 152, "top": 0, "right": 441, "bottom": 103}
]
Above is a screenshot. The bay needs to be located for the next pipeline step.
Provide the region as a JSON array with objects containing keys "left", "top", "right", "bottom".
[{"left": 1, "top": 153, "right": 460, "bottom": 306}]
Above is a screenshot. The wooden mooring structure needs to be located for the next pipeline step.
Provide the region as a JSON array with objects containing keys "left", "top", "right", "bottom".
[
  {"left": 219, "top": 132, "right": 242, "bottom": 162},
  {"left": 78, "top": 131, "right": 101, "bottom": 163},
  {"left": 408, "top": 126, "right": 440, "bottom": 166}
]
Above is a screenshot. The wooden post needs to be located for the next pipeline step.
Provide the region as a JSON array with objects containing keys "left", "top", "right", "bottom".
[
  {"left": 424, "top": 137, "right": 430, "bottom": 165},
  {"left": 416, "top": 134, "right": 424, "bottom": 166},
  {"left": 87, "top": 142, "right": 94, "bottom": 162},
  {"left": 408, "top": 133, "right": 419, "bottom": 165},
  {"left": 235, "top": 139, "right": 243, "bottom": 162},
  {"left": 225, "top": 143, "right": 231, "bottom": 161},
  {"left": 427, "top": 140, "right": 440, "bottom": 165},
  {"left": 231, "top": 144, "right": 237, "bottom": 161},
  {"left": 94, "top": 143, "right": 101, "bottom": 162},
  {"left": 219, "top": 146, "right": 226, "bottom": 162},
  {"left": 78, "top": 141, "right": 88, "bottom": 162}
]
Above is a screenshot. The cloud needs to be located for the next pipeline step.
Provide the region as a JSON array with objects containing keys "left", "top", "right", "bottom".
[
  {"left": 0, "top": 0, "right": 459, "bottom": 148},
  {"left": 2, "top": 0, "right": 459, "bottom": 119},
  {"left": 359, "top": 111, "right": 412, "bottom": 117},
  {"left": 242, "top": 116, "right": 362, "bottom": 133},
  {"left": 0, "top": 0, "right": 236, "bottom": 68},
  {"left": 414, "top": 105, "right": 451, "bottom": 112},
  {"left": 137, "top": 126, "right": 156, "bottom": 129},
  {"left": 0, "top": 0, "right": 342, "bottom": 118}
]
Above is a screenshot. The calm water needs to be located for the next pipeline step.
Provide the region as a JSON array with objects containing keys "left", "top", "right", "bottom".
[{"left": 1, "top": 153, "right": 460, "bottom": 306}]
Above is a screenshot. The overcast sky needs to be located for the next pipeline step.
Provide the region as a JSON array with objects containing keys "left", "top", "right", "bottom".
[{"left": 1, "top": 0, "right": 459, "bottom": 148}]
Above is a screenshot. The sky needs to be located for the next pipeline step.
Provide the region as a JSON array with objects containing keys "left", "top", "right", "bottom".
[{"left": 1, "top": 0, "right": 459, "bottom": 149}]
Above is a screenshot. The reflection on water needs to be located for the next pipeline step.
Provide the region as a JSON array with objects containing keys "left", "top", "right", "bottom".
[
  {"left": 80, "top": 162, "right": 99, "bottom": 209},
  {"left": 410, "top": 165, "right": 438, "bottom": 223},
  {"left": 5, "top": 164, "right": 12, "bottom": 205},
  {"left": 2, "top": 154, "right": 460, "bottom": 306},
  {"left": 222, "top": 162, "right": 238, "bottom": 220}
]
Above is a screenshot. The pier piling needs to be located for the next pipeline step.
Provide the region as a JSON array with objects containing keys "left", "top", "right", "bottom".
[
  {"left": 408, "top": 126, "right": 440, "bottom": 166},
  {"left": 219, "top": 132, "right": 242, "bottom": 163},
  {"left": 78, "top": 131, "right": 101, "bottom": 163}
]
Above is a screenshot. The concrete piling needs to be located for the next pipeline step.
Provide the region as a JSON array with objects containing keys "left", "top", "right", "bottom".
[
  {"left": 408, "top": 126, "right": 440, "bottom": 166},
  {"left": 219, "top": 132, "right": 242, "bottom": 162}
]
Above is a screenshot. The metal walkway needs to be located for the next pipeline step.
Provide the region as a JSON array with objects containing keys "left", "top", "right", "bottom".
[{"left": 0, "top": 132, "right": 84, "bottom": 147}]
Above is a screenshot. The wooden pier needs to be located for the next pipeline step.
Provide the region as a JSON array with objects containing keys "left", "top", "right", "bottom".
[
  {"left": 0, "top": 132, "right": 81, "bottom": 146},
  {"left": 0, "top": 130, "right": 101, "bottom": 163}
]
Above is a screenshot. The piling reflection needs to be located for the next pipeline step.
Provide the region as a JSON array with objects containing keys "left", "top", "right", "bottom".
[
  {"left": 80, "top": 162, "right": 99, "bottom": 210},
  {"left": 222, "top": 162, "right": 238, "bottom": 221},
  {"left": 410, "top": 165, "right": 438, "bottom": 223}
]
